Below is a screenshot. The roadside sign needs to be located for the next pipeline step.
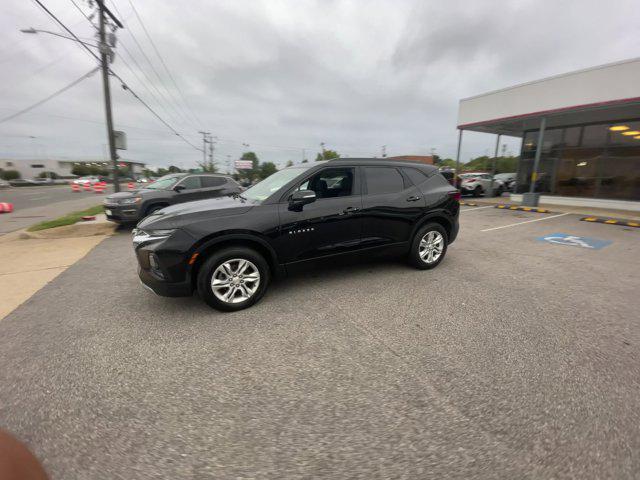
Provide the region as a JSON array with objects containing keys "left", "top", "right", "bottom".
[
  {"left": 114, "top": 130, "right": 127, "bottom": 150},
  {"left": 235, "top": 160, "right": 253, "bottom": 170},
  {"left": 537, "top": 233, "right": 612, "bottom": 250}
]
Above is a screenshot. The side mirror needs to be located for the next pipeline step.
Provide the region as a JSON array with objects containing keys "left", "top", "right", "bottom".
[
  {"left": 288, "top": 189, "right": 316, "bottom": 211},
  {"left": 173, "top": 184, "right": 185, "bottom": 192}
]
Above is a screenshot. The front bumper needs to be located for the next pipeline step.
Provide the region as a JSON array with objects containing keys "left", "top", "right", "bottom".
[
  {"left": 103, "top": 202, "right": 141, "bottom": 223},
  {"left": 134, "top": 229, "right": 195, "bottom": 298},
  {"left": 138, "top": 266, "right": 192, "bottom": 297}
]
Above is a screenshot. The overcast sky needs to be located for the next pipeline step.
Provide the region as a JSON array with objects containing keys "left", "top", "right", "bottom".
[{"left": 1, "top": 0, "right": 638, "bottom": 170}]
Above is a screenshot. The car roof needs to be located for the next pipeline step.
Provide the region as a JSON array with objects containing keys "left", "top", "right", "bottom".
[{"left": 321, "top": 158, "right": 438, "bottom": 173}]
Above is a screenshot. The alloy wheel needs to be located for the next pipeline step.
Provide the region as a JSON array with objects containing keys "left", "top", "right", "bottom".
[
  {"left": 419, "top": 231, "right": 444, "bottom": 264},
  {"left": 210, "top": 258, "right": 260, "bottom": 304}
]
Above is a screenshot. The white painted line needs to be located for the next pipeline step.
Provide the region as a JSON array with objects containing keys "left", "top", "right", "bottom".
[
  {"left": 481, "top": 212, "right": 570, "bottom": 232},
  {"left": 460, "top": 205, "right": 494, "bottom": 213}
]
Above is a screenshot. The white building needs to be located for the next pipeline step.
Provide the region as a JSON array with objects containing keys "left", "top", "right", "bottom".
[
  {"left": 457, "top": 57, "right": 640, "bottom": 209},
  {"left": 1, "top": 158, "right": 146, "bottom": 179}
]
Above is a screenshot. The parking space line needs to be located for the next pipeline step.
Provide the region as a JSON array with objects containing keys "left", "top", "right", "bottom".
[
  {"left": 460, "top": 205, "right": 494, "bottom": 213},
  {"left": 481, "top": 213, "right": 570, "bottom": 232}
]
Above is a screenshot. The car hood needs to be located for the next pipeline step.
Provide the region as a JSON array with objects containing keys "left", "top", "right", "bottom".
[{"left": 137, "top": 195, "right": 256, "bottom": 229}]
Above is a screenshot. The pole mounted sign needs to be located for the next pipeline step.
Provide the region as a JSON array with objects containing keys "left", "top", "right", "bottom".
[
  {"left": 114, "top": 130, "right": 127, "bottom": 150},
  {"left": 235, "top": 160, "right": 253, "bottom": 170}
]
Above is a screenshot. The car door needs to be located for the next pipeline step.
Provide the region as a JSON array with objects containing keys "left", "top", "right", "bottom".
[
  {"left": 277, "top": 166, "right": 363, "bottom": 263},
  {"left": 360, "top": 166, "right": 425, "bottom": 248},
  {"left": 172, "top": 175, "right": 203, "bottom": 204}
]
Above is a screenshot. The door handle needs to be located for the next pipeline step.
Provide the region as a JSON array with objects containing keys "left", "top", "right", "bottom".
[
  {"left": 341, "top": 206, "right": 360, "bottom": 214},
  {"left": 406, "top": 196, "right": 422, "bottom": 202}
]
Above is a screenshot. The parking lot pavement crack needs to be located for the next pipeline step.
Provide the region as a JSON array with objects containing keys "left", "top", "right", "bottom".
[
  {"left": 0, "top": 265, "right": 73, "bottom": 276},
  {"left": 319, "top": 290, "right": 536, "bottom": 470}
]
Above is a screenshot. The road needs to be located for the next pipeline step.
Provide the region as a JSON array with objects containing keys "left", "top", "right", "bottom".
[
  {"left": 0, "top": 184, "right": 127, "bottom": 234},
  {"left": 0, "top": 206, "right": 638, "bottom": 479}
]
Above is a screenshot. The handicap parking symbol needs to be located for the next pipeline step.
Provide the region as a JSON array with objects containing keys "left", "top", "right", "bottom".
[{"left": 537, "top": 233, "right": 612, "bottom": 250}]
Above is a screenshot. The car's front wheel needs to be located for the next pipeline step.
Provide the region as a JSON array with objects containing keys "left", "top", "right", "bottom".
[
  {"left": 197, "top": 247, "right": 270, "bottom": 311},
  {"left": 409, "top": 223, "right": 448, "bottom": 270}
]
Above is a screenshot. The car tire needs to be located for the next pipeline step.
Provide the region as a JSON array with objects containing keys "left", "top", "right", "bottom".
[
  {"left": 197, "top": 246, "right": 270, "bottom": 312},
  {"left": 145, "top": 204, "right": 166, "bottom": 216},
  {"left": 495, "top": 186, "right": 504, "bottom": 197},
  {"left": 408, "top": 223, "right": 448, "bottom": 270},
  {"left": 473, "top": 186, "right": 482, "bottom": 197}
]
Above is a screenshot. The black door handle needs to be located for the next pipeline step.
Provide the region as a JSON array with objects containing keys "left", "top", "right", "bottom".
[
  {"left": 341, "top": 206, "right": 360, "bottom": 214},
  {"left": 406, "top": 196, "right": 422, "bottom": 202}
]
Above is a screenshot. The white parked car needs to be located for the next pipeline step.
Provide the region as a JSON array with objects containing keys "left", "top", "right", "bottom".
[
  {"left": 72, "top": 176, "right": 101, "bottom": 185},
  {"left": 459, "top": 173, "right": 505, "bottom": 197}
]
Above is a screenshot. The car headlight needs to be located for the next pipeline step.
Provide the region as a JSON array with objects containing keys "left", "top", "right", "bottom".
[
  {"left": 132, "top": 228, "right": 176, "bottom": 247},
  {"left": 120, "top": 196, "right": 142, "bottom": 205}
]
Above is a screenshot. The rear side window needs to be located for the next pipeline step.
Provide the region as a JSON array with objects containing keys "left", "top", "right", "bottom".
[
  {"left": 178, "top": 176, "right": 201, "bottom": 190},
  {"left": 402, "top": 167, "right": 428, "bottom": 186},
  {"left": 201, "top": 176, "right": 226, "bottom": 187},
  {"left": 365, "top": 167, "right": 404, "bottom": 195}
]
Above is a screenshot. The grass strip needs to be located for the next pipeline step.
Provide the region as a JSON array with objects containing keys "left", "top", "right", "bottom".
[{"left": 27, "top": 205, "right": 104, "bottom": 232}]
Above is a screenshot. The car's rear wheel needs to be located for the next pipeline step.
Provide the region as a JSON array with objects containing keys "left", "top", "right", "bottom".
[
  {"left": 197, "top": 247, "right": 270, "bottom": 311},
  {"left": 473, "top": 186, "right": 482, "bottom": 197},
  {"left": 409, "top": 223, "right": 448, "bottom": 270}
]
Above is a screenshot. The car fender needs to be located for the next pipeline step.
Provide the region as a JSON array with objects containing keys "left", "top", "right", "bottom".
[{"left": 191, "top": 230, "right": 281, "bottom": 273}]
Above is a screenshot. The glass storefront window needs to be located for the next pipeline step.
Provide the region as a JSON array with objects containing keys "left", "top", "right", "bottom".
[{"left": 518, "top": 118, "right": 640, "bottom": 200}]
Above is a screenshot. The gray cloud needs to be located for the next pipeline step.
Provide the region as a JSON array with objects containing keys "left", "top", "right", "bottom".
[{"left": 1, "top": 0, "right": 638, "bottom": 170}]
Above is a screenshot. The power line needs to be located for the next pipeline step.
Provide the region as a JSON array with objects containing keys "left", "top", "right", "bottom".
[
  {"left": 109, "top": 0, "right": 197, "bottom": 131},
  {"left": 69, "top": 0, "right": 97, "bottom": 29},
  {"left": 0, "top": 67, "right": 99, "bottom": 124},
  {"left": 125, "top": 0, "right": 204, "bottom": 130},
  {"left": 30, "top": 0, "right": 202, "bottom": 153}
]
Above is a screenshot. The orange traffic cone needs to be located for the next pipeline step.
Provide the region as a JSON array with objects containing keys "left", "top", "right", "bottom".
[
  {"left": 0, "top": 202, "right": 14, "bottom": 213},
  {"left": 71, "top": 184, "right": 80, "bottom": 192},
  {"left": 83, "top": 183, "right": 92, "bottom": 191},
  {"left": 128, "top": 182, "right": 135, "bottom": 190}
]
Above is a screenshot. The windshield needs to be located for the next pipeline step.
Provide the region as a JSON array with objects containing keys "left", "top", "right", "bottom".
[
  {"left": 460, "top": 173, "right": 480, "bottom": 179},
  {"left": 242, "top": 167, "right": 309, "bottom": 201},
  {"left": 145, "top": 175, "right": 181, "bottom": 190}
]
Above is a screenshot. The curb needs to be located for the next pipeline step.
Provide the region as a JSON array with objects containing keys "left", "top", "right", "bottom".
[
  {"left": 581, "top": 217, "right": 640, "bottom": 228},
  {"left": 495, "top": 204, "right": 552, "bottom": 214},
  {"left": 460, "top": 201, "right": 479, "bottom": 206}
]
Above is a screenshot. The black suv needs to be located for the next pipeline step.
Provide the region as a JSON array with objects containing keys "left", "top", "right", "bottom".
[
  {"left": 104, "top": 173, "right": 241, "bottom": 224},
  {"left": 134, "top": 159, "right": 460, "bottom": 311}
]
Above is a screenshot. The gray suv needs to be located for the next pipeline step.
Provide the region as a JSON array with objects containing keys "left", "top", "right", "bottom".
[{"left": 103, "top": 173, "right": 242, "bottom": 224}]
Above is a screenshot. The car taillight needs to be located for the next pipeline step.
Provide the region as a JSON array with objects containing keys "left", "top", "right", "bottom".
[{"left": 448, "top": 191, "right": 461, "bottom": 201}]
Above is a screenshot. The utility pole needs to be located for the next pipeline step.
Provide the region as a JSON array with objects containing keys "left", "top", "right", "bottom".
[
  {"left": 381, "top": 145, "right": 387, "bottom": 158},
  {"left": 209, "top": 137, "right": 215, "bottom": 171},
  {"left": 96, "top": 0, "right": 122, "bottom": 192},
  {"left": 198, "top": 131, "right": 210, "bottom": 170}
]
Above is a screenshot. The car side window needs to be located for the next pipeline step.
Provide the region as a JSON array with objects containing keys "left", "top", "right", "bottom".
[
  {"left": 402, "top": 167, "right": 428, "bottom": 186},
  {"left": 177, "top": 176, "right": 201, "bottom": 190},
  {"left": 298, "top": 168, "right": 354, "bottom": 199},
  {"left": 201, "top": 176, "right": 226, "bottom": 188},
  {"left": 365, "top": 167, "right": 404, "bottom": 195}
]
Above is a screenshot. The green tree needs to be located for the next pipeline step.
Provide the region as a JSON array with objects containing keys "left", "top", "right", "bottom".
[
  {"left": 438, "top": 158, "right": 457, "bottom": 168},
  {"left": 301, "top": 159, "right": 308, "bottom": 163},
  {"left": 157, "top": 168, "right": 169, "bottom": 176},
  {"left": 0, "top": 169, "right": 20, "bottom": 180},
  {"left": 315, "top": 149, "right": 340, "bottom": 161},
  {"left": 241, "top": 152, "right": 260, "bottom": 180},
  {"left": 71, "top": 164, "right": 90, "bottom": 176},
  {"left": 285, "top": 160, "right": 294, "bottom": 167},
  {"left": 167, "top": 165, "right": 182, "bottom": 173},
  {"left": 259, "top": 162, "right": 278, "bottom": 179}
]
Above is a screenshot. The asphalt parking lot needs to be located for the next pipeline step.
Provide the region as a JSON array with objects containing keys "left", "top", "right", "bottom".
[{"left": 1, "top": 205, "right": 638, "bottom": 479}]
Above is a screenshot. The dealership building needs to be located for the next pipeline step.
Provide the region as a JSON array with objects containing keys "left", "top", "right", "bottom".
[{"left": 457, "top": 57, "right": 640, "bottom": 210}]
